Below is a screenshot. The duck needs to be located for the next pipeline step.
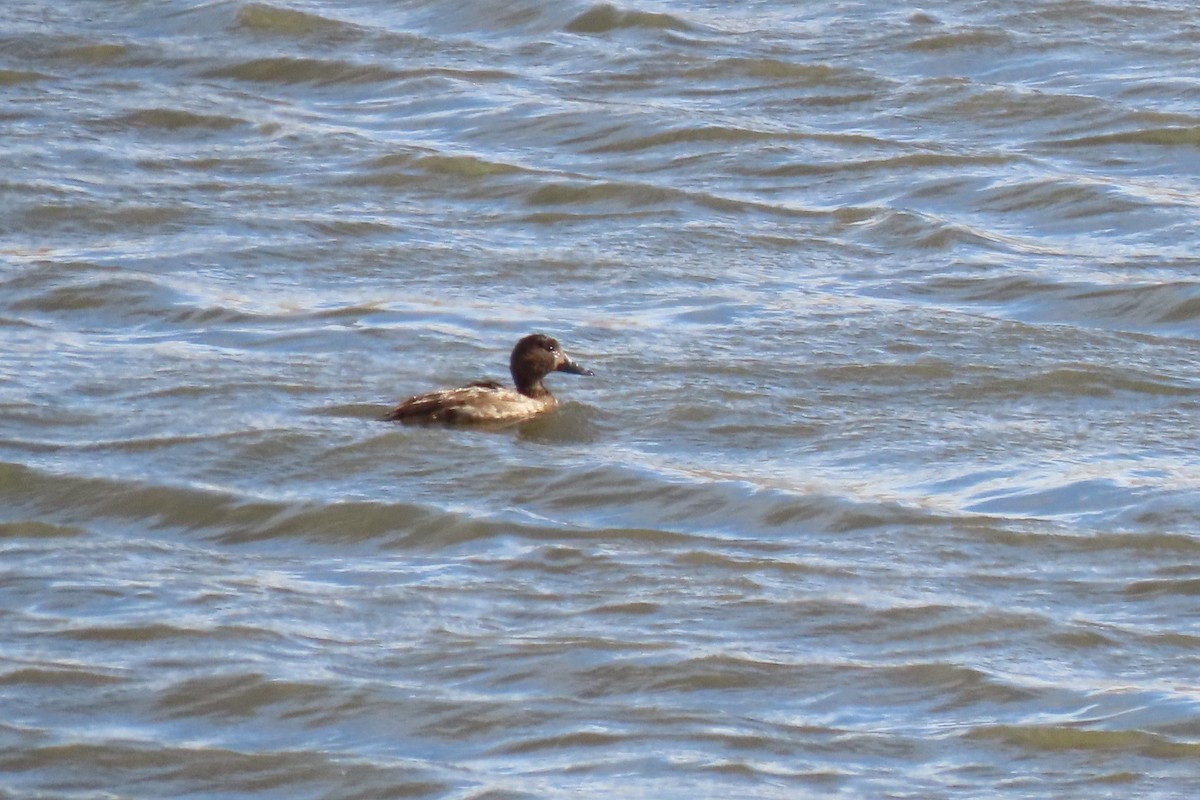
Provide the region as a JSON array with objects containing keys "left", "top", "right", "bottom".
[{"left": 384, "top": 333, "right": 594, "bottom": 424}]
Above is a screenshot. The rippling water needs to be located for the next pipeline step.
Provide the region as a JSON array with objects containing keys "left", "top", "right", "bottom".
[{"left": 4, "top": 1, "right": 1200, "bottom": 797}]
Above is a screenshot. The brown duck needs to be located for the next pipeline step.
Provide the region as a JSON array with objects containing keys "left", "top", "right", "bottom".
[{"left": 384, "top": 333, "right": 593, "bottom": 424}]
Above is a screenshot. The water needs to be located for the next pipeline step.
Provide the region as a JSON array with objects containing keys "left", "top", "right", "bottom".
[{"left": 3, "top": 1, "right": 1200, "bottom": 797}]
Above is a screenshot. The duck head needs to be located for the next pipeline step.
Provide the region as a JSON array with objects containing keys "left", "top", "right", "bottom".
[{"left": 510, "top": 333, "right": 593, "bottom": 396}]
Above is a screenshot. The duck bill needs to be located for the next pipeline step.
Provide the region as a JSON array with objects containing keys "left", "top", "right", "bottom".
[{"left": 557, "top": 358, "right": 594, "bottom": 376}]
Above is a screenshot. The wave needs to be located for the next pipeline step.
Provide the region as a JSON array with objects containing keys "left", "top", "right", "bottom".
[
  {"left": 203, "top": 56, "right": 407, "bottom": 86},
  {"left": 565, "top": 4, "right": 697, "bottom": 35},
  {"left": 1044, "top": 125, "right": 1200, "bottom": 150},
  {"left": 99, "top": 108, "right": 247, "bottom": 132},
  {"left": 909, "top": 273, "right": 1200, "bottom": 332},
  {"left": 233, "top": 2, "right": 364, "bottom": 41},
  {"left": 967, "top": 724, "right": 1200, "bottom": 759}
]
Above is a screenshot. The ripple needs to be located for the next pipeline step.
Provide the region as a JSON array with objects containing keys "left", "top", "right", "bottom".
[
  {"left": 584, "top": 124, "right": 782, "bottom": 154},
  {"left": 967, "top": 724, "right": 1200, "bottom": 759},
  {"left": 0, "top": 68, "right": 46, "bottom": 85},
  {"left": 525, "top": 179, "right": 682, "bottom": 209},
  {"left": 0, "top": 520, "right": 85, "bottom": 539},
  {"left": 233, "top": 2, "right": 363, "bottom": 40},
  {"left": 8, "top": 272, "right": 181, "bottom": 319},
  {"left": 50, "top": 41, "right": 134, "bottom": 66},
  {"left": 695, "top": 56, "right": 876, "bottom": 87},
  {"left": 756, "top": 151, "right": 1015, "bottom": 178},
  {"left": 100, "top": 108, "right": 247, "bottom": 132},
  {"left": 0, "top": 666, "right": 125, "bottom": 687},
  {"left": 913, "top": 274, "right": 1200, "bottom": 331},
  {"left": 905, "top": 27, "right": 1012, "bottom": 52},
  {"left": 1045, "top": 125, "right": 1200, "bottom": 150},
  {"left": 985, "top": 365, "right": 1196, "bottom": 400},
  {"left": 975, "top": 176, "right": 1147, "bottom": 218},
  {"left": 565, "top": 4, "right": 696, "bottom": 35},
  {"left": 1124, "top": 577, "right": 1200, "bottom": 598},
  {"left": 847, "top": 207, "right": 1011, "bottom": 251},
  {"left": 966, "top": 477, "right": 1143, "bottom": 519},
  {"left": 0, "top": 740, "right": 449, "bottom": 797},
  {"left": 203, "top": 56, "right": 405, "bottom": 85},
  {"left": 155, "top": 672, "right": 339, "bottom": 720},
  {"left": 63, "top": 622, "right": 259, "bottom": 643},
  {"left": 20, "top": 203, "right": 191, "bottom": 236}
]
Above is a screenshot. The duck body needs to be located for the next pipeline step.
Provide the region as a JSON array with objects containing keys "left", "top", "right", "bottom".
[
  {"left": 384, "top": 381, "right": 557, "bottom": 424},
  {"left": 385, "top": 333, "right": 592, "bottom": 425}
]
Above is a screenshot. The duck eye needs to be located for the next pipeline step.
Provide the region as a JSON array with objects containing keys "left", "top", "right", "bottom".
[{"left": 545, "top": 343, "right": 556, "bottom": 352}]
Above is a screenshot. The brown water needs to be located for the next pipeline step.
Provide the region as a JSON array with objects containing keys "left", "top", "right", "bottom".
[{"left": 3, "top": 1, "right": 1200, "bottom": 797}]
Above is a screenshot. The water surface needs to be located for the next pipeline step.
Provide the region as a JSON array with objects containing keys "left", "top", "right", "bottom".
[{"left": 3, "top": 1, "right": 1200, "bottom": 797}]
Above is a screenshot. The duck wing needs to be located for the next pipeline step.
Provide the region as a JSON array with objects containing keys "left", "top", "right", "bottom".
[{"left": 383, "top": 382, "right": 506, "bottom": 423}]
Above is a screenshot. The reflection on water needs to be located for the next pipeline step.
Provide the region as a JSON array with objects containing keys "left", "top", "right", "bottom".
[{"left": 3, "top": 1, "right": 1200, "bottom": 797}]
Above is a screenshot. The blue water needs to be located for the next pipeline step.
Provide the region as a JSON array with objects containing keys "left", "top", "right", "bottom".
[{"left": 3, "top": 1, "right": 1200, "bottom": 797}]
